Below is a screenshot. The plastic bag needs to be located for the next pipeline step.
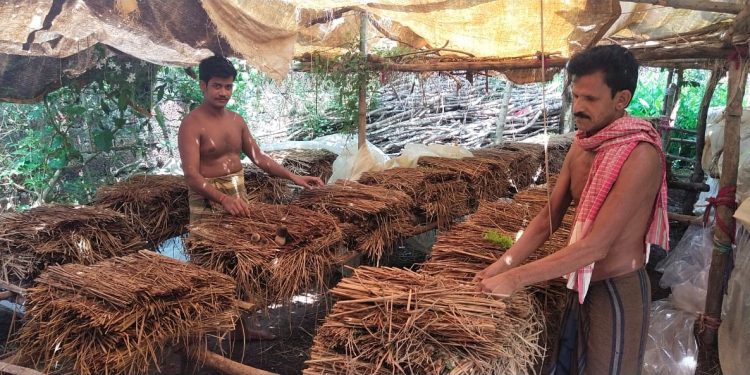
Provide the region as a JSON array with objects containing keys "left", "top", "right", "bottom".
[
  {"left": 328, "top": 141, "right": 389, "bottom": 183},
  {"left": 719, "top": 226, "right": 750, "bottom": 375},
  {"left": 642, "top": 299, "right": 698, "bottom": 375},
  {"left": 656, "top": 224, "right": 713, "bottom": 313},
  {"left": 385, "top": 143, "right": 473, "bottom": 168},
  {"left": 693, "top": 177, "right": 719, "bottom": 216}
]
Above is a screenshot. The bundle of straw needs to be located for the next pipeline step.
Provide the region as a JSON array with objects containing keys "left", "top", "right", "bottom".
[
  {"left": 294, "top": 181, "right": 414, "bottom": 260},
  {"left": 93, "top": 174, "right": 189, "bottom": 247},
  {"left": 244, "top": 166, "right": 296, "bottom": 204},
  {"left": 185, "top": 203, "right": 344, "bottom": 304},
  {"left": 472, "top": 145, "right": 541, "bottom": 192},
  {"left": 0, "top": 205, "right": 144, "bottom": 286},
  {"left": 304, "top": 267, "right": 543, "bottom": 375},
  {"left": 281, "top": 149, "right": 337, "bottom": 183},
  {"left": 359, "top": 167, "right": 470, "bottom": 229},
  {"left": 546, "top": 134, "right": 573, "bottom": 176},
  {"left": 417, "top": 155, "right": 510, "bottom": 201},
  {"left": 419, "top": 222, "right": 514, "bottom": 281},
  {"left": 17, "top": 250, "right": 238, "bottom": 375}
]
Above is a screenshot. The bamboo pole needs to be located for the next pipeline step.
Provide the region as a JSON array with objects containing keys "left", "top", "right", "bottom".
[
  {"left": 357, "top": 11, "right": 368, "bottom": 149},
  {"left": 696, "top": 58, "right": 748, "bottom": 375},
  {"left": 622, "top": 0, "right": 743, "bottom": 14},
  {"left": 683, "top": 66, "right": 725, "bottom": 214},
  {"left": 558, "top": 72, "right": 573, "bottom": 133}
]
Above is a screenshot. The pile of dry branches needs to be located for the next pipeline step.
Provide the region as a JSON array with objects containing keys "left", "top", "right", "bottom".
[
  {"left": 244, "top": 166, "right": 296, "bottom": 204},
  {"left": 0, "top": 205, "right": 144, "bottom": 286},
  {"left": 418, "top": 155, "right": 511, "bottom": 201},
  {"left": 93, "top": 174, "right": 189, "bottom": 247},
  {"left": 360, "top": 76, "right": 563, "bottom": 153},
  {"left": 185, "top": 202, "right": 344, "bottom": 304},
  {"left": 294, "top": 181, "right": 414, "bottom": 260},
  {"left": 305, "top": 267, "right": 543, "bottom": 375},
  {"left": 17, "top": 250, "right": 238, "bottom": 375},
  {"left": 473, "top": 144, "right": 542, "bottom": 190},
  {"left": 280, "top": 149, "right": 337, "bottom": 183}
]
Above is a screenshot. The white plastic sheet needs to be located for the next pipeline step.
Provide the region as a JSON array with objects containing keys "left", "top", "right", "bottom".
[
  {"left": 642, "top": 299, "right": 698, "bottom": 375},
  {"left": 719, "top": 226, "right": 750, "bottom": 375},
  {"left": 657, "top": 224, "right": 713, "bottom": 313}
]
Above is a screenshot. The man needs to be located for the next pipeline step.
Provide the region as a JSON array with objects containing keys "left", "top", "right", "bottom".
[
  {"left": 475, "top": 45, "right": 668, "bottom": 375},
  {"left": 179, "top": 55, "right": 323, "bottom": 223},
  {"left": 178, "top": 55, "right": 323, "bottom": 340}
]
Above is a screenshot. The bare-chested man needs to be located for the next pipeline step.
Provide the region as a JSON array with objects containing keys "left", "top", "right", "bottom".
[
  {"left": 475, "top": 45, "right": 668, "bottom": 374},
  {"left": 178, "top": 55, "right": 323, "bottom": 223},
  {"left": 178, "top": 55, "right": 323, "bottom": 340}
]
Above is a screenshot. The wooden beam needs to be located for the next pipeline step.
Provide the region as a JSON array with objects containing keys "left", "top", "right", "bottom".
[
  {"left": 668, "top": 179, "right": 710, "bottom": 192},
  {"left": 668, "top": 212, "right": 703, "bottom": 225},
  {"left": 667, "top": 153, "right": 696, "bottom": 163},
  {"left": 0, "top": 362, "right": 44, "bottom": 375},
  {"left": 696, "top": 56, "right": 748, "bottom": 375},
  {"left": 190, "top": 347, "right": 277, "bottom": 375},
  {"left": 622, "top": 0, "right": 744, "bottom": 14}
]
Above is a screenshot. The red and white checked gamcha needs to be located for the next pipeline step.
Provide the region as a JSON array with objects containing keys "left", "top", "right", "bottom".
[{"left": 567, "top": 115, "right": 669, "bottom": 304}]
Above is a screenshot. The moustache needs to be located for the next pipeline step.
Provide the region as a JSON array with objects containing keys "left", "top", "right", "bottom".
[{"left": 574, "top": 112, "right": 590, "bottom": 120}]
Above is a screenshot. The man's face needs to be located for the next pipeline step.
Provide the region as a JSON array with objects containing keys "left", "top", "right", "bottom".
[
  {"left": 571, "top": 71, "right": 631, "bottom": 135},
  {"left": 200, "top": 76, "right": 234, "bottom": 109}
]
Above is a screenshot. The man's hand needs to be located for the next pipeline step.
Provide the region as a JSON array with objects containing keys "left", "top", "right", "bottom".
[
  {"left": 291, "top": 175, "right": 324, "bottom": 189},
  {"left": 476, "top": 271, "right": 520, "bottom": 299},
  {"left": 221, "top": 195, "right": 251, "bottom": 217},
  {"left": 472, "top": 255, "right": 513, "bottom": 283}
]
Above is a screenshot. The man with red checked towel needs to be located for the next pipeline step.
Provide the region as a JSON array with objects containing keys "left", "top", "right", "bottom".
[{"left": 475, "top": 45, "right": 668, "bottom": 375}]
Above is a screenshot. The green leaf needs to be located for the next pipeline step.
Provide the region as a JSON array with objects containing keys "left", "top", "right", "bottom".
[
  {"left": 114, "top": 117, "right": 126, "bottom": 129},
  {"left": 93, "top": 128, "right": 114, "bottom": 151},
  {"left": 48, "top": 149, "right": 68, "bottom": 170}
]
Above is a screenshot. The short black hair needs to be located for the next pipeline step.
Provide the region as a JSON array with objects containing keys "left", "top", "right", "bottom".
[
  {"left": 198, "top": 55, "right": 237, "bottom": 83},
  {"left": 566, "top": 45, "right": 639, "bottom": 100}
]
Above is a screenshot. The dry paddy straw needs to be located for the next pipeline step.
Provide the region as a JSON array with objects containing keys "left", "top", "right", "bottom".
[
  {"left": 418, "top": 156, "right": 510, "bottom": 201},
  {"left": 244, "top": 166, "right": 296, "bottom": 204},
  {"left": 294, "top": 181, "right": 414, "bottom": 261},
  {"left": 0, "top": 204, "right": 144, "bottom": 286},
  {"left": 94, "top": 174, "right": 190, "bottom": 247},
  {"left": 185, "top": 203, "right": 344, "bottom": 305},
  {"left": 281, "top": 149, "right": 337, "bottom": 183},
  {"left": 305, "top": 266, "right": 543, "bottom": 375},
  {"left": 17, "top": 250, "right": 238, "bottom": 375}
]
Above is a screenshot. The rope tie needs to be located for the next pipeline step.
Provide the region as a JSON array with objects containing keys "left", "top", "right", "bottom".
[
  {"left": 703, "top": 185, "right": 737, "bottom": 243},
  {"left": 697, "top": 313, "right": 722, "bottom": 334}
]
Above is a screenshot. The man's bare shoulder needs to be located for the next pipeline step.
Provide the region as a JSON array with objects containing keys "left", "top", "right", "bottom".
[
  {"left": 624, "top": 142, "right": 662, "bottom": 176},
  {"left": 179, "top": 108, "right": 204, "bottom": 131}
]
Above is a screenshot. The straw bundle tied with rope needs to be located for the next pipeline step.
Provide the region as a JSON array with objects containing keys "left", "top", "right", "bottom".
[
  {"left": 417, "top": 155, "right": 511, "bottom": 202},
  {"left": 293, "top": 181, "right": 414, "bottom": 261},
  {"left": 358, "top": 167, "right": 472, "bottom": 229},
  {"left": 0, "top": 205, "right": 144, "bottom": 286},
  {"left": 16, "top": 250, "right": 238, "bottom": 375},
  {"left": 304, "top": 266, "right": 543, "bottom": 375},
  {"left": 244, "top": 166, "right": 296, "bottom": 204},
  {"left": 185, "top": 202, "right": 344, "bottom": 305},
  {"left": 280, "top": 149, "right": 337, "bottom": 183},
  {"left": 93, "top": 174, "right": 189, "bottom": 248}
]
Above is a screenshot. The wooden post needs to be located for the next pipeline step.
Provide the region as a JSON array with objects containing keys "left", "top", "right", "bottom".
[
  {"left": 495, "top": 79, "right": 513, "bottom": 144},
  {"left": 682, "top": 66, "right": 725, "bottom": 214},
  {"left": 0, "top": 362, "right": 45, "bottom": 375},
  {"left": 696, "top": 58, "right": 748, "bottom": 375},
  {"left": 357, "top": 11, "right": 368, "bottom": 149}
]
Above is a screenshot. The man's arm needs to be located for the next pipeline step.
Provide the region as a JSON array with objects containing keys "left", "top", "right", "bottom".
[
  {"left": 479, "top": 143, "right": 662, "bottom": 296},
  {"left": 475, "top": 146, "right": 575, "bottom": 281},
  {"left": 178, "top": 118, "right": 250, "bottom": 216},
  {"left": 240, "top": 122, "right": 323, "bottom": 188}
]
